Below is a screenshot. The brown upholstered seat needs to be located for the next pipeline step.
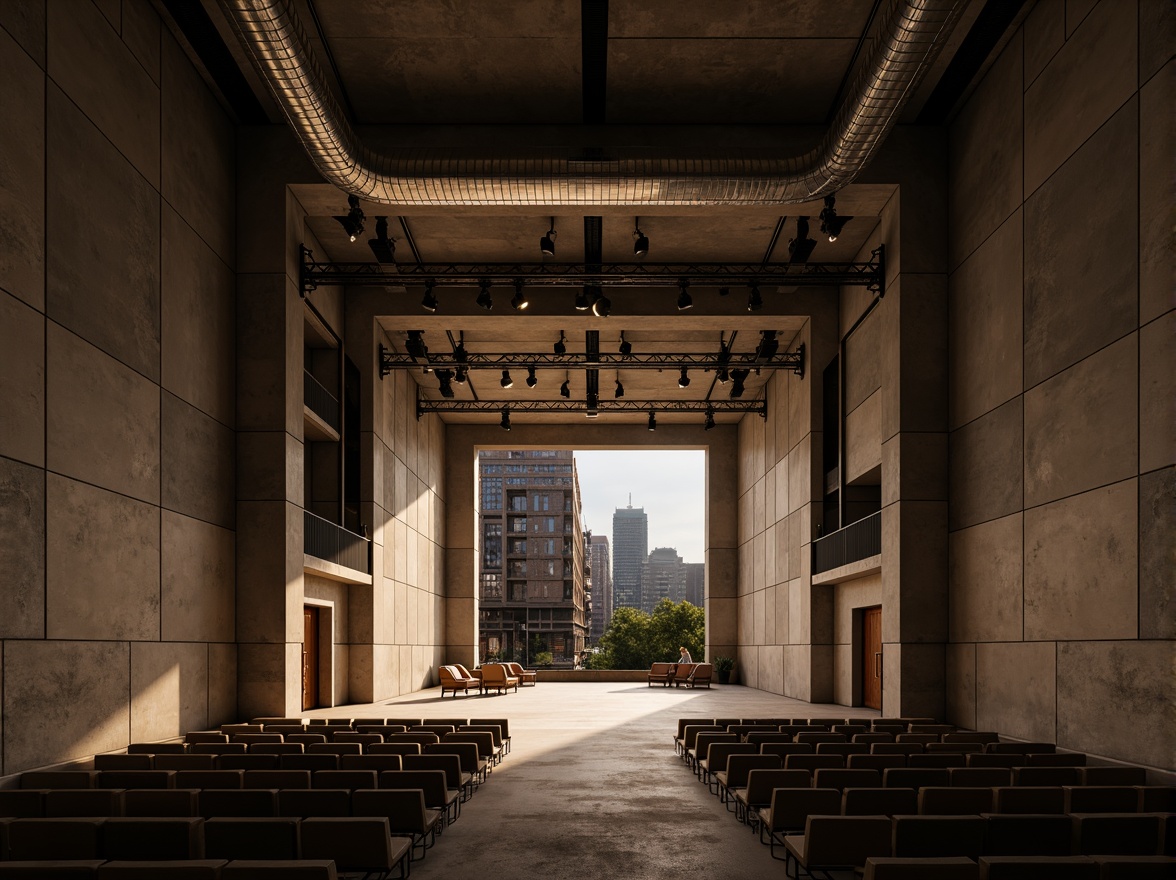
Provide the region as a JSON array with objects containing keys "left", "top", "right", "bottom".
[{"left": 438, "top": 665, "right": 479, "bottom": 697}]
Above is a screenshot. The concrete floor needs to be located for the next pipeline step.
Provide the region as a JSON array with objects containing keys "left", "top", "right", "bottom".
[{"left": 306, "top": 682, "right": 878, "bottom": 880}]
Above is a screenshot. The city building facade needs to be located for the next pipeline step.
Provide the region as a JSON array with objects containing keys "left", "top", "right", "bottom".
[
  {"left": 477, "top": 451, "right": 587, "bottom": 667},
  {"left": 640, "top": 547, "right": 686, "bottom": 612},
  {"left": 588, "top": 535, "right": 613, "bottom": 640},
  {"left": 611, "top": 505, "right": 648, "bottom": 611},
  {"left": 684, "top": 562, "right": 705, "bottom": 608}
]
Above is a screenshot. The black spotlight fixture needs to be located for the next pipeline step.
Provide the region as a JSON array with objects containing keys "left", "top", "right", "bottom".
[
  {"left": 454, "top": 366, "right": 468, "bottom": 385},
  {"left": 585, "top": 391, "right": 599, "bottom": 419},
  {"left": 526, "top": 366, "right": 538, "bottom": 388},
  {"left": 633, "top": 218, "right": 649, "bottom": 257},
  {"left": 405, "top": 330, "right": 428, "bottom": 360},
  {"left": 476, "top": 280, "right": 493, "bottom": 311},
  {"left": 559, "top": 371, "right": 571, "bottom": 399},
  {"left": 435, "top": 369, "right": 455, "bottom": 398},
  {"left": 334, "top": 194, "right": 365, "bottom": 242},
  {"left": 676, "top": 279, "right": 693, "bottom": 311},
  {"left": 747, "top": 284, "right": 763, "bottom": 311},
  {"left": 574, "top": 289, "right": 591, "bottom": 311},
  {"left": 756, "top": 330, "right": 780, "bottom": 360},
  {"left": 618, "top": 332, "right": 632, "bottom": 356},
  {"left": 453, "top": 332, "right": 468, "bottom": 364},
  {"left": 614, "top": 372, "right": 624, "bottom": 399},
  {"left": 368, "top": 216, "right": 396, "bottom": 264},
  {"left": 788, "top": 216, "right": 817, "bottom": 264},
  {"left": 554, "top": 331, "right": 567, "bottom": 355},
  {"left": 540, "top": 218, "right": 557, "bottom": 256},
  {"left": 647, "top": 409, "right": 657, "bottom": 431},
  {"left": 819, "top": 195, "right": 852, "bottom": 242},
  {"left": 678, "top": 367, "right": 691, "bottom": 388},
  {"left": 510, "top": 279, "right": 530, "bottom": 311},
  {"left": 717, "top": 367, "right": 730, "bottom": 384},
  {"left": 500, "top": 369, "right": 513, "bottom": 389},
  {"left": 592, "top": 291, "right": 611, "bottom": 318},
  {"left": 704, "top": 407, "right": 716, "bottom": 431},
  {"left": 500, "top": 409, "right": 511, "bottom": 431},
  {"left": 420, "top": 280, "right": 439, "bottom": 312},
  {"left": 729, "top": 368, "right": 749, "bottom": 399}
]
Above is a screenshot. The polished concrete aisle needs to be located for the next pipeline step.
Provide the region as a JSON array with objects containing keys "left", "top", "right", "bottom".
[{"left": 309, "top": 682, "right": 877, "bottom": 880}]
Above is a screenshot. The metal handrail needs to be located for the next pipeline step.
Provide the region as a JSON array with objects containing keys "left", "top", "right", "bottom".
[
  {"left": 303, "top": 370, "right": 340, "bottom": 431},
  {"left": 304, "top": 510, "right": 370, "bottom": 574},
  {"left": 812, "top": 510, "right": 881, "bottom": 575}
]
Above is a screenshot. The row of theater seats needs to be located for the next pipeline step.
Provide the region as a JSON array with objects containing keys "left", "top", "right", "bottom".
[
  {"left": 675, "top": 716, "right": 1176, "bottom": 879},
  {"left": 0, "top": 717, "right": 513, "bottom": 879}
]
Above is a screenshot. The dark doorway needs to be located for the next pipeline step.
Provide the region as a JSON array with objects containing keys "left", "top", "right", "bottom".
[
  {"left": 302, "top": 606, "right": 320, "bottom": 710},
  {"left": 862, "top": 606, "right": 882, "bottom": 710}
]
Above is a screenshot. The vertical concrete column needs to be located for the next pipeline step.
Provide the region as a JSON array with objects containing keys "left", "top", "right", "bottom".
[
  {"left": 706, "top": 426, "right": 739, "bottom": 664},
  {"left": 444, "top": 426, "right": 479, "bottom": 669},
  {"left": 877, "top": 181, "right": 951, "bottom": 719}
]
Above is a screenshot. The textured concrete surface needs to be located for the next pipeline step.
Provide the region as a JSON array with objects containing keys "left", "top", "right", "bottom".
[{"left": 306, "top": 682, "right": 875, "bottom": 880}]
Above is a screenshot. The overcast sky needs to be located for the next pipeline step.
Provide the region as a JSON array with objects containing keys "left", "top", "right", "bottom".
[{"left": 573, "top": 450, "right": 706, "bottom": 564}]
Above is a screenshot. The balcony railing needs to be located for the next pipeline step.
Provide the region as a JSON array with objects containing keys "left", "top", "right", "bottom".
[
  {"left": 304, "top": 510, "right": 370, "bottom": 574},
  {"left": 812, "top": 510, "right": 881, "bottom": 575},
  {"left": 304, "top": 370, "right": 340, "bottom": 432}
]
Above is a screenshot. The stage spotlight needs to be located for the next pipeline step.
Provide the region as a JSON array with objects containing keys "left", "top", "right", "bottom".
[
  {"left": 500, "top": 370, "right": 513, "bottom": 389},
  {"left": 756, "top": 330, "right": 779, "bottom": 360},
  {"left": 819, "top": 195, "right": 851, "bottom": 242},
  {"left": 405, "top": 331, "right": 428, "bottom": 360},
  {"left": 454, "top": 366, "right": 467, "bottom": 384},
  {"left": 678, "top": 367, "right": 690, "bottom": 388},
  {"left": 454, "top": 332, "right": 468, "bottom": 363},
  {"left": 619, "top": 332, "right": 632, "bottom": 356},
  {"left": 559, "top": 372, "right": 571, "bottom": 399},
  {"left": 476, "top": 280, "right": 493, "bottom": 311},
  {"left": 574, "top": 289, "right": 591, "bottom": 311},
  {"left": 334, "top": 194, "right": 365, "bottom": 242},
  {"left": 676, "top": 280, "right": 693, "bottom": 311},
  {"left": 633, "top": 219, "right": 649, "bottom": 257},
  {"left": 420, "top": 281, "right": 439, "bottom": 312},
  {"left": 511, "top": 280, "right": 530, "bottom": 311},
  {"left": 435, "top": 370, "right": 455, "bottom": 398},
  {"left": 526, "top": 366, "right": 538, "bottom": 388},
  {"left": 614, "top": 373, "right": 624, "bottom": 399},
  {"left": 717, "top": 367, "right": 729, "bottom": 384},
  {"left": 592, "top": 293, "right": 611, "bottom": 318},
  {"left": 540, "top": 219, "right": 557, "bottom": 256},
  {"left": 704, "top": 408, "right": 716, "bottom": 431},
  {"left": 729, "top": 369, "right": 749, "bottom": 399},
  {"left": 647, "top": 410, "right": 657, "bottom": 431},
  {"left": 747, "top": 285, "right": 763, "bottom": 311},
  {"left": 554, "top": 331, "right": 567, "bottom": 355},
  {"left": 500, "top": 409, "right": 511, "bottom": 431}
]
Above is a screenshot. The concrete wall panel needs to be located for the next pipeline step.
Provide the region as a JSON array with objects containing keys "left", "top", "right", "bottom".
[
  {"left": 1024, "top": 479, "right": 1138, "bottom": 641},
  {"left": 208, "top": 643, "right": 238, "bottom": 727},
  {"left": 0, "top": 293, "right": 45, "bottom": 467},
  {"left": 844, "top": 310, "right": 880, "bottom": 412},
  {"left": 1022, "top": 0, "right": 1062, "bottom": 86},
  {"left": 1139, "top": 61, "right": 1174, "bottom": 324},
  {"left": 1023, "top": 100, "right": 1138, "bottom": 388},
  {"left": 844, "top": 389, "right": 881, "bottom": 484},
  {"left": 47, "top": 324, "right": 160, "bottom": 504},
  {"left": 949, "top": 513, "right": 1022, "bottom": 643},
  {"left": 948, "top": 210, "right": 1023, "bottom": 430},
  {"left": 1139, "top": 467, "right": 1175, "bottom": 640},
  {"left": 130, "top": 641, "right": 208, "bottom": 743},
  {"left": 46, "top": 475, "right": 160, "bottom": 641},
  {"left": 945, "top": 642, "right": 976, "bottom": 729},
  {"left": 46, "top": 88, "right": 160, "bottom": 381},
  {"left": 1057, "top": 640, "right": 1175, "bottom": 769},
  {"left": 1140, "top": 313, "right": 1174, "bottom": 473},
  {"left": 976, "top": 641, "right": 1056, "bottom": 743},
  {"left": 0, "top": 25, "right": 45, "bottom": 311},
  {"left": 0, "top": 458, "right": 45, "bottom": 639},
  {"left": 1024, "top": 334, "right": 1138, "bottom": 508},
  {"left": 162, "top": 393, "right": 234, "bottom": 528},
  {"left": 949, "top": 397, "right": 1022, "bottom": 531},
  {"left": 161, "top": 511, "right": 235, "bottom": 644},
  {"left": 3, "top": 640, "right": 130, "bottom": 772}
]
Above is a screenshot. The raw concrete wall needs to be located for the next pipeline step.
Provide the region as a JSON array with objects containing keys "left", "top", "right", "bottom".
[
  {"left": 946, "top": 0, "right": 1174, "bottom": 770},
  {"left": 0, "top": 3, "right": 237, "bottom": 774}
]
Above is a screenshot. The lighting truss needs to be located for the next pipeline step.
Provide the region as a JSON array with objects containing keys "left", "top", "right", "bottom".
[
  {"left": 378, "top": 343, "right": 805, "bottom": 378},
  {"left": 300, "top": 245, "right": 885, "bottom": 295},
  {"left": 416, "top": 397, "right": 767, "bottom": 418}
]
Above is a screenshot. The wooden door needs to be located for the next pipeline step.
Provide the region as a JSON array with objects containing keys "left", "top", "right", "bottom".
[
  {"left": 302, "top": 606, "right": 319, "bottom": 711},
  {"left": 862, "top": 606, "right": 882, "bottom": 710}
]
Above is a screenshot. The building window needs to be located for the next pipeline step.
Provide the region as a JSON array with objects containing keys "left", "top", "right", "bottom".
[
  {"left": 541, "top": 538, "right": 555, "bottom": 555},
  {"left": 509, "top": 582, "right": 526, "bottom": 602},
  {"left": 509, "top": 560, "right": 527, "bottom": 578},
  {"left": 481, "top": 477, "right": 502, "bottom": 511},
  {"left": 481, "top": 573, "right": 502, "bottom": 600},
  {"left": 543, "top": 560, "right": 555, "bottom": 576},
  {"left": 508, "top": 493, "right": 527, "bottom": 512},
  {"left": 532, "top": 494, "right": 549, "bottom": 511},
  {"left": 508, "top": 537, "right": 527, "bottom": 555},
  {"left": 483, "top": 522, "right": 502, "bottom": 568},
  {"left": 508, "top": 516, "right": 527, "bottom": 533}
]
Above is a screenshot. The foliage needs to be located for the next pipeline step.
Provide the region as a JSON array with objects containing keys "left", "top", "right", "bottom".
[
  {"left": 532, "top": 650, "right": 554, "bottom": 666},
  {"left": 593, "top": 599, "right": 705, "bottom": 669},
  {"left": 712, "top": 656, "right": 734, "bottom": 674}
]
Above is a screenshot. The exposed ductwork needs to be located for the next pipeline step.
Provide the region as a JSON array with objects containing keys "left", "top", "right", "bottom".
[{"left": 220, "top": 0, "right": 965, "bottom": 206}]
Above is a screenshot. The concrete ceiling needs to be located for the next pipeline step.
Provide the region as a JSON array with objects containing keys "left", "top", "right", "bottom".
[{"left": 207, "top": 0, "right": 993, "bottom": 427}]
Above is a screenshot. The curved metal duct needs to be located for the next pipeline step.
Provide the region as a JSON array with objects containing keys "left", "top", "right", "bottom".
[{"left": 221, "top": 0, "right": 964, "bottom": 206}]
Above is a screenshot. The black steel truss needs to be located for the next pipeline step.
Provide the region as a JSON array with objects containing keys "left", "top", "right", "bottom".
[
  {"left": 379, "top": 344, "right": 805, "bottom": 377},
  {"left": 415, "top": 397, "right": 767, "bottom": 417},
  {"left": 301, "top": 245, "right": 885, "bottom": 295}
]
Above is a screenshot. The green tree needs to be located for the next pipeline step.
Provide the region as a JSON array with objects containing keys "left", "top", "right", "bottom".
[{"left": 593, "top": 600, "right": 705, "bottom": 669}]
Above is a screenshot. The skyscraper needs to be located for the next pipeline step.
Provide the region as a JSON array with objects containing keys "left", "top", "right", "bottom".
[
  {"left": 641, "top": 547, "right": 686, "bottom": 612},
  {"left": 588, "top": 535, "right": 612, "bottom": 640},
  {"left": 611, "top": 503, "right": 648, "bottom": 611},
  {"left": 684, "top": 562, "right": 705, "bottom": 608}
]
